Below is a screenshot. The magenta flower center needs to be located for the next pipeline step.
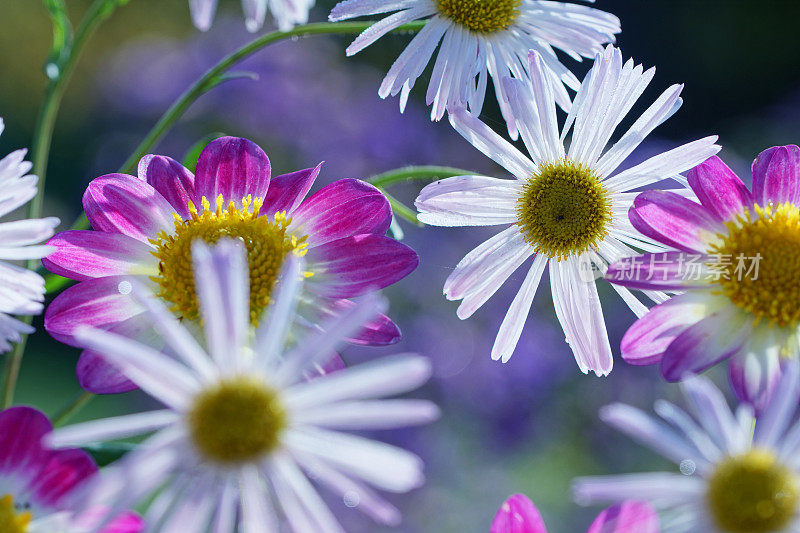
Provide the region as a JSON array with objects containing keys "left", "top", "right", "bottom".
[
  {"left": 150, "top": 195, "right": 310, "bottom": 325},
  {"left": 710, "top": 201, "right": 800, "bottom": 328},
  {"left": 707, "top": 449, "right": 799, "bottom": 533}
]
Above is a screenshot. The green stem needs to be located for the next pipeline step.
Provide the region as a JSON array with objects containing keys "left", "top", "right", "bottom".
[
  {"left": 368, "top": 165, "right": 475, "bottom": 188},
  {"left": 52, "top": 391, "right": 94, "bottom": 426},
  {"left": 1, "top": 0, "right": 122, "bottom": 408},
  {"left": 380, "top": 189, "right": 422, "bottom": 226},
  {"left": 44, "top": 20, "right": 426, "bottom": 295}
]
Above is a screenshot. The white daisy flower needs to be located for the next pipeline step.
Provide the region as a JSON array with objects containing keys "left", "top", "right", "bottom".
[
  {"left": 415, "top": 46, "right": 721, "bottom": 373},
  {"left": 328, "top": 0, "right": 620, "bottom": 137},
  {"left": 0, "top": 118, "right": 59, "bottom": 353},
  {"left": 189, "top": 0, "right": 312, "bottom": 32},
  {"left": 573, "top": 360, "right": 800, "bottom": 533},
  {"left": 47, "top": 239, "right": 438, "bottom": 532}
]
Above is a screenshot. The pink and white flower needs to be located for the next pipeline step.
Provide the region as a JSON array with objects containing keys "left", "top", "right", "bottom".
[
  {"left": 574, "top": 361, "right": 800, "bottom": 533},
  {"left": 0, "top": 406, "right": 142, "bottom": 533},
  {"left": 329, "top": 0, "right": 619, "bottom": 138},
  {"left": 491, "top": 494, "right": 659, "bottom": 533},
  {"left": 0, "top": 118, "right": 60, "bottom": 353},
  {"left": 48, "top": 239, "right": 438, "bottom": 532},
  {"left": 415, "top": 46, "right": 719, "bottom": 372},
  {"left": 43, "top": 136, "right": 417, "bottom": 394},
  {"left": 606, "top": 147, "right": 800, "bottom": 410}
]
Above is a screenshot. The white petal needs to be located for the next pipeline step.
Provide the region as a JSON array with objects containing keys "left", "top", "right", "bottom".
[
  {"left": 491, "top": 254, "right": 547, "bottom": 362},
  {"left": 47, "top": 410, "right": 178, "bottom": 448},
  {"left": 415, "top": 175, "right": 519, "bottom": 227}
]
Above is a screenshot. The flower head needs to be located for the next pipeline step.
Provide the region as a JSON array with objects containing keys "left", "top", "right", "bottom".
[
  {"left": 48, "top": 239, "right": 438, "bottom": 531},
  {"left": 43, "top": 136, "right": 417, "bottom": 393},
  {"left": 0, "top": 119, "right": 60, "bottom": 353},
  {"left": 329, "top": 0, "right": 620, "bottom": 138},
  {"left": 573, "top": 362, "right": 800, "bottom": 533},
  {"left": 491, "top": 493, "right": 659, "bottom": 532},
  {"left": 0, "top": 406, "right": 142, "bottom": 533},
  {"left": 415, "top": 46, "right": 719, "bottom": 372},
  {"left": 606, "top": 146, "right": 800, "bottom": 409}
]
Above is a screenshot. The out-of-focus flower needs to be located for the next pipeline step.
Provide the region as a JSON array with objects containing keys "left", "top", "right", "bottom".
[
  {"left": 0, "top": 406, "right": 143, "bottom": 533},
  {"left": 189, "top": 0, "right": 312, "bottom": 32},
  {"left": 329, "top": 0, "right": 619, "bottom": 138},
  {"left": 573, "top": 361, "right": 800, "bottom": 533},
  {"left": 606, "top": 147, "right": 800, "bottom": 411},
  {"left": 48, "top": 239, "right": 438, "bottom": 531},
  {"left": 415, "top": 46, "right": 720, "bottom": 372},
  {"left": 0, "top": 118, "right": 59, "bottom": 353},
  {"left": 491, "top": 493, "right": 659, "bottom": 532},
  {"left": 43, "top": 136, "right": 417, "bottom": 394}
]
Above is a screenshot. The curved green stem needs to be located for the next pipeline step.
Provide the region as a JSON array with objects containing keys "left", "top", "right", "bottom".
[
  {"left": 367, "top": 165, "right": 476, "bottom": 226},
  {"left": 53, "top": 390, "right": 94, "bottom": 426},
  {"left": 368, "top": 165, "right": 475, "bottom": 188},
  {"left": 2, "top": 0, "right": 122, "bottom": 408}
]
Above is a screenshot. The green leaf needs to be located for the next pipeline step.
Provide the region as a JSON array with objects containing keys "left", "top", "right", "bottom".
[
  {"left": 182, "top": 132, "right": 227, "bottom": 172},
  {"left": 83, "top": 442, "right": 136, "bottom": 467},
  {"left": 42, "top": 0, "right": 73, "bottom": 79}
]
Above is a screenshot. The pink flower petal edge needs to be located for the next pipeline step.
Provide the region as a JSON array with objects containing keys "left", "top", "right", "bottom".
[
  {"left": 491, "top": 494, "right": 547, "bottom": 533},
  {"left": 587, "top": 501, "right": 659, "bottom": 533}
]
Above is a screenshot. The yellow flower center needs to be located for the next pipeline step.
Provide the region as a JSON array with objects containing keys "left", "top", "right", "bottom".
[
  {"left": 151, "top": 195, "right": 309, "bottom": 326},
  {"left": 710, "top": 202, "right": 800, "bottom": 328},
  {"left": 0, "top": 495, "right": 31, "bottom": 533},
  {"left": 436, "top": 0, "right": 521, "bottom": 33},
  {"left": 707, "top": 449, "right": 799, "bottom": 533},
  {"left": 188, "top": 377, "right": 287, "bottom": 464},
  {"left": 516, "top": 160, "right": 612, "bottom": 259}
]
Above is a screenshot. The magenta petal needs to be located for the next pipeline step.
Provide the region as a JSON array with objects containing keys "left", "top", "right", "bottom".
[
  {"left": 587, "top": 501, "right": 659, "bottom": 533},
  {"left": 0, "top": 406, "right": 51, "bottom": 476},
  {"left": 292, "top": 179, "right": 392, "bottom": 246},
  {"left": 45, "top": 276, "right": 144, "bottom": 347},
  {"left": 307, "top": 234, "right": 418, "bottom": 298},
  {"left": 75, "top": 509, "right": 145, "bottom": 533},
  {"left": 138, "top": 155, "right": 195, "bottom": 219},
  {"left": 687, "top": 156, "right": 752, "bottom": 221},
  {"left": 83, "top": 174, "right": 175, "bottom": 242},
  {"left": 490, "top": 494, "right": 547, "bottom": 533},
  {"left": 43, "top": 231, "right": 154, "bottom": 282},
  {"left": 621, "top": 293, "right": 703, "bottom": 366},
  {"left": 77, "top": 350, "right": 137, "bottom": 394},
  {"left": 661, "top": 308, "right": 751, "bottom": 381},
  {"left": 263, "top": 163, "right": 321, "bottom": 217},
  {"left": 606, "top": 252, "right": 712, "bottom": 291},
  {"left": 194, "top": 136, "right": 270, "bottom": 203},
  {"left": 751, "top": 145, "right": 800, "bottom": 206},
  {"left": 30, "top": 448, "right": 97, "bottom": 509},
  {"left": 321, "top": 298, "right": 401, "bottom": 345},
  {"left": 629, "top": 191, "right": 721, "bottom": 253}
]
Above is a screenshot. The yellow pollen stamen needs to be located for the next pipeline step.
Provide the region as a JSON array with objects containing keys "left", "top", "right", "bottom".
[
  {"left": 0, "top": 494, "right": 32, "bottom": 533},
  {"left": 436, "top": 0, "right": 521, "bottom": 33},
  {"left": 516, "top": 160, "right": 612, "bottom": 260},
  {"left": 188, "top": 377, "right": 287, "bottom": 464},
  {"left": 150, "top": 195, "right": 311, "bottom": 325},
  {"left": 707, "top": 449, "right": 799, "bottom": 533},
  {"left": 709, "top": 201, "right": 800, "bottom": 328}
]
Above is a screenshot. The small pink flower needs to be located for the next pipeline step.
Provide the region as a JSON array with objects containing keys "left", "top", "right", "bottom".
[
  {"left": 607, "top": 147, "right": 800, "bottom": 410},
  {"left": 491, "top": 494, "right": 658, "bottom": 533},
  {"left": 0, "top": 406, "right": 143, "bottom": 532},
  {"left": 44, "top": 137, "right": 417, "bottom": 394}
]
